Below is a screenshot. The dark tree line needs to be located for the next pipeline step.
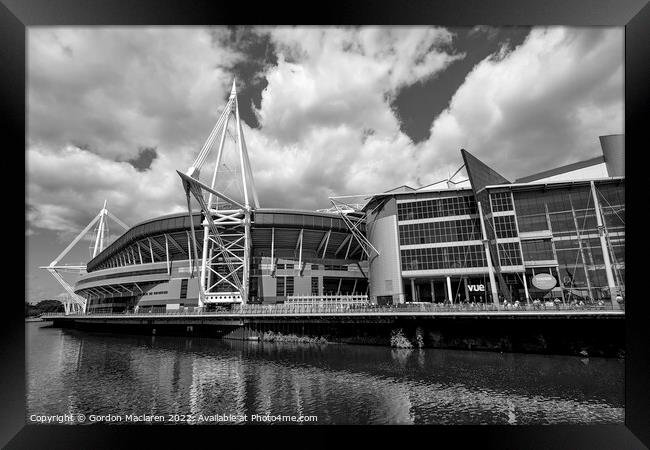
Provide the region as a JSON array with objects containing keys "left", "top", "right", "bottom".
[{"left": 25, "top": 300, "right": 64, "bottom": 317}]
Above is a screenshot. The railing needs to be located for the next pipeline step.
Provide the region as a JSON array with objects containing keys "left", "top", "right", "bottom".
[
  {"left": 232, "top": 302, "right": 623, "bottom": 315},
  {"left": 41, "top": 301, "right": 624, "bottom": 319},
  {"left": 285, "top": 294, "right": 369, "bottom": 305}
]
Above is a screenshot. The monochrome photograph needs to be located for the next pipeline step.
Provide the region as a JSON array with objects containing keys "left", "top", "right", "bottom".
[{"left": 25, "top": 25, "right": 625, "bottom": 426}]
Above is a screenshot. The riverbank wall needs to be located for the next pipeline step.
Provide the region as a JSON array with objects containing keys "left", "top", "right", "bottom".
[{"left": 48, "top": 314, "right": 624, "bottom": 357}]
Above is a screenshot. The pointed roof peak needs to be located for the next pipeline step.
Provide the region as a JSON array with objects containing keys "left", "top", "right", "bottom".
[
  {"left": 460, "top": 148, "right": 511, "bottom": 193},
  {"left": 230, "top": 78, "right": 237, "bottom": 97}
]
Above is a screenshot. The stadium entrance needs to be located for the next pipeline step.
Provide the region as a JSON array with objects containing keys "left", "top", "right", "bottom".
[{"left": 403, "top": 275, "right": 495, "bottom": 304}]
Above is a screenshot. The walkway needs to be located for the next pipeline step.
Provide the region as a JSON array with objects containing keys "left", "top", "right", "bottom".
[{"left": 43, "top": 303, "right": 624, "bottom": 320}]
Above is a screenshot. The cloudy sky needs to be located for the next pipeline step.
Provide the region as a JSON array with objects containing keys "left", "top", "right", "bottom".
[{"left": 26, "top": 26, "right": 624, "bottom": 302}]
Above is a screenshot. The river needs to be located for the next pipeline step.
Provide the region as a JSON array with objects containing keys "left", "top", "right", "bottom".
[{"left": 26, "top": 322, "right": 624, "bottom": 425}]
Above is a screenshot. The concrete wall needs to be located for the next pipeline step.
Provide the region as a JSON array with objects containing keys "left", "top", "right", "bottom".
[
  {"left": 294, "top": 275, "right": 312, "bottom": 296},
  {"left": 366, "top": 197, "right": 404, "bottom": 304},
  {"left": 260, "top": 273, "right": 318, "bottom": 303},
  {"left": 261, "top": 275, "right": 277, "bottom": 299},
  {"left": 136, "top": 277, "right": 201, "bottom": 307}
]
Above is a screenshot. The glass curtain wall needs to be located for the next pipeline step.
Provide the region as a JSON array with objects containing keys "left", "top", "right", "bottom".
[
  {"left": 512, "top": 182, "right": 624, "bottom": 302},
  {"left": 398, "top": 195, "right": 488, "bottom": 273}
]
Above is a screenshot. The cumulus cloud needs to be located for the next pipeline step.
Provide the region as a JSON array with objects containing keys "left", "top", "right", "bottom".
[
  {"left": 27, "top": 27, "right": 244, "bottom": 235},
  {"left": 240, "top": 26, "right": 464, "bottom": 206},
  {"left": 28, "top": 27, "right": 243, "bottom": 159},
  {"left": 26, "top": 142, "right": 197, "bottom": 238},
  {"left": 254, "top": 26, "right": 462, "bottom": 144},
  {"left": 26, "top": 26, "right": 623, "bottom": 239},
  {"left": 419, "top": 27, "right": 624, "bottom": 180}
]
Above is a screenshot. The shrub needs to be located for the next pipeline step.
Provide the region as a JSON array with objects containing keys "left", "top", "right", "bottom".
[
  {"left": 261, "top": 331, "right": 328, "bottom": 344},
  {"left": 390, "top": 328, "right": 413, "bottom": 348}
]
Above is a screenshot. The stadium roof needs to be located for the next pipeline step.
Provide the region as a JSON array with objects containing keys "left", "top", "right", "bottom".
[
  {"left": 514, "top": 156, "right": 606, "bottom": 183},
  {"left": 87, "top": 208, "right": 365, "bottom": 272}
]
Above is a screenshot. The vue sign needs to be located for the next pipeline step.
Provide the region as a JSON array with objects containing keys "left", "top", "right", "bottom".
[
  {"left": 468, "top": 284, "right": 485, "bottom": 292},
  {"left": 532, "top": 273, "right": 557, "bottom": 290}
]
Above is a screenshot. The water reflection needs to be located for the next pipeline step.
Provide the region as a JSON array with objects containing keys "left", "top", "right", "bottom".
[{"left": 26, "top": 323, "right": 624, "bottom": 425}]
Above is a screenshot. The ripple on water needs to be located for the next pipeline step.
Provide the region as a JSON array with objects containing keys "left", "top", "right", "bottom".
[{"left": 26, "top": 324, "right": 624, "bottom": 425}]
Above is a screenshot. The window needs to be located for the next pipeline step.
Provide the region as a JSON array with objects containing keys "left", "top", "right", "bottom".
[
  {"left": 401, "top": 245, "right": 487, "bottom": 271},
  {"left": 611, "top": 244, "right": 625, "bottom": 263},
  {"left": 587, "top": 268, "right": 608, "bottom": 287},
  {"left": 143, "top": 290, "right": 168, "bottom": 296},
  {"left": 498, "top": 242, "right": 522, "bottom": 266},
  {"left": 311, "top": 277, "right": 319, "bottom": 296},
  {"left": 574, "top": 210, "right": 598, "bottom": 232},
  {"left": 521, "top": 239, "right": 554, "bottom": 261},
  {"left": 397, "top": 195, "right": 477, "bottom": 221},
  {"left": 544, "top": 192, "right": 572, "bottom": 213},
  {"left": 179, "top": 279, "right": 188, "bottom": 299},
  {"left": 514, "top": 187, "right": 602, "bottom": 226},
  {"left": 556, "top": 248, "right": 582, "bottom": 266},
  {"left": 513, "top": 192, "right": 546, "bottom": 215},
  {"left": 549, "top": 212, "right": 575, "bottom": 234},
  {"left": 490, "top": 192, "right": 513, "bottom": 212},
  {"left": 275, "top": 276, "right": 294, "bottom": 296},
  {"left": 553, "top": 238, "right": 581, "bottom": 250},
  {"left": 602, "top": 207, "right": 625, "bottom": 230},
  {"left": 311, "top": 264, "right": 320, "bottom": 270},
  {"left": 493, "top": 215, "right": 518, "bottom": 238},
  {"left": 569, "top": 189, "right": 591, "bottom": 210},
  {"left": 517, "top": 214, "right": 548, "bottom": 233},
  {"left": 398, "top": 218, "right": 481, "bottom": 245},
  {"left": 322, "top": 277, "right": 341, "bottom": 295},
  {"left": 276, "top": 277, "right": 285, "bottom": 296},
  {"left": 597, "top": 183, "right": 625, "bottom": 208}
]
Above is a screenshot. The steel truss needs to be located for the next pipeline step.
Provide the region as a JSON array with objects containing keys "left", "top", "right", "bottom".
[
  {"left": 39, "top": 201, "right": 128, "bottom": 314},
  {"left": 179, "top": 80, "right": 258, "bottom": 306},
  {"left": 328, "top": 198, "right": 380, "bottom": 262}
]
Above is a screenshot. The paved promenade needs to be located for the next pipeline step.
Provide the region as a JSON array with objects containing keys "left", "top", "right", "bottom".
[{"left": 43, "top": 303, "right": 624, "bottom": 320}]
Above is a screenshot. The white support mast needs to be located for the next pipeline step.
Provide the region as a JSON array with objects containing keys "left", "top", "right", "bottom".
[
  {"left": 91, "top": 200, "right": 108, "bottom": 258},
  {"left": 590, "top": 181, "right": 620, "bottom": 309},
  {"left": 179, "top": 79, "right": 259, "bottom": 305},
  {"left": 478, "top": 200, "right": 500, "bottom": 307},
  {"left": 40, "top": 201, "right": 129, "bottom": 314}
]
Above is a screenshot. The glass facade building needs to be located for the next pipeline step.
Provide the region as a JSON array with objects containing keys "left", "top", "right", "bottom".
[
  {"left": 489, "top": 181, "right": 625, "bottom": 303},
  {"left": 364, "top": 143, "right": 625, "bottom": 307}
]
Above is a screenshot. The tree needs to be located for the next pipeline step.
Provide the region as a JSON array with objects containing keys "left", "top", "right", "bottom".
[{"left": 25, "top": 299, "right": 64, "bottom": 317}]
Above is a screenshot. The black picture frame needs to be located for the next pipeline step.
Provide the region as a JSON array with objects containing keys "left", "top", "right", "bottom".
[{"left": 4, "top": 0, "right": 649, "bottom": 448}]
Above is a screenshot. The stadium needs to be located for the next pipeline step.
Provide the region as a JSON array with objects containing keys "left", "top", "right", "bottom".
[
  {"left": 77, "top": 209, "right": 369, "bottom": 313},
  {"left": 51, "top": 81, "right": 371, "bottom": 314},
  {"left": 45, "top": 82, "right": 625, "bottom": 314}
]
